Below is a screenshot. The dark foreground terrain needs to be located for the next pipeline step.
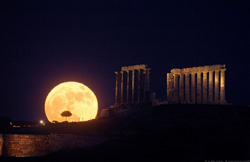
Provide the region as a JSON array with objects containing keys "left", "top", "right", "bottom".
[{"left": 1, "top": 104, "right": 250, "bottom": 162}]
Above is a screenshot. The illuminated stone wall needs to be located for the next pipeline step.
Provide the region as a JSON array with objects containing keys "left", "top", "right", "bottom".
[{"left": 0, "top": 134, "right": 108, "bottom": 157}]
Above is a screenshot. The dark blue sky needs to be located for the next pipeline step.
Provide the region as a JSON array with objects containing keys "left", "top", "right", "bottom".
[{"left": 0, "top": 0, "right": 249, "bottom": 121}]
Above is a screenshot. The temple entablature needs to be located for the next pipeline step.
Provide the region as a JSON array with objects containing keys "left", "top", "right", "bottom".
[{"left": 171, "top": 64, "right": 226, "bottom": 74}]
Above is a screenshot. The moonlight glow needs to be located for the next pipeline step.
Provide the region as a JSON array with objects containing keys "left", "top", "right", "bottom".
[{"left": 45, "top": 81, "right": 98, "bottom": 122}]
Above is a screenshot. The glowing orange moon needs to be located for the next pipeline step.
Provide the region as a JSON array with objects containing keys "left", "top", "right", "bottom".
[{"left": 45, "top": 81, "right": 98, "bottom": 122}]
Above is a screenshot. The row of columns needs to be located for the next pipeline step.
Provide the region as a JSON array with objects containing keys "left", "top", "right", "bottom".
[
  {"left": 115, "top": 68, "right": 150, "bottom": 105},
  {"left": 167, "top": 69, "right": 226, "bottom": 104}
]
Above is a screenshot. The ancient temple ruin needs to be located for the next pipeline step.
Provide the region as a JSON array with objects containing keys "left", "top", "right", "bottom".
[
  {"left": 115, "top": 64, "right": 151, "bottom": 105},
  {"left": 166, "top": 64, "right": 226, "bottom": 104}
]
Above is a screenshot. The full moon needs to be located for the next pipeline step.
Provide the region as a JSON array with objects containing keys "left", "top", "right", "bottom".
[{"left": 45, "top": 81, "right": 98, "bottom": 122}]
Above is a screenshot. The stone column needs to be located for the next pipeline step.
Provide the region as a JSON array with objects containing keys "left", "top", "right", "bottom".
[
  {"left": 208, "top": 71, "right": 213, "bottom": 103},
  {"left": 126, "top": 70, "right": 130, "bottom": 103},
  {"left": 167, "top": 73, "right": 170, "bottom": 101},
  {"left": 131, "top": 70, "right": 135, "bottom": 102},
  {"left": 185, "top": 73, "right": 190, "bottom": 102},
  {"left": 143, "top": 70, "right": 147, "bottom": 101},
  {"left": 191, "top": 72, "right": 196, "bottom": 103},
  {"left": 120, "top": 71, "right": 124, "bottom": 103},
  {"left": 140, "top": 70, "right": 145, "bottom": 101},
  {"left": 145, "top": 68, "right": 150, "bottom": 91},
  {"left": 214, "top": 70, "right": 220, "bottom": 102},
  {"left": 167, "top": 73, "right": 173, "bottom": 102},
  {"left": 197, "top": 72, "right": 202, "bottom": 103},
  {"left": 144, "top": 68, "right": 150, "bottom": 101},
  {"left": 203, "top": 71, "right": 208, "bottom": 103},
  {"left": 115, "top": 71, "right": 121, "bottom": 104},
  {"left": 179, "top": 73, "right": 184, "bottom": 102},
  {"left": 174, "top": 73, "right": 179, "bottom": 102},
  {"left": 220, "top": 69, "right": 226, "bottom": 103},
  {"left": 137, "top": 69, "right": 141, "bottom": 102}
]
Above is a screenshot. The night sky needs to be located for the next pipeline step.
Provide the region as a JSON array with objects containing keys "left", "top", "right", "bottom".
[{"left": 0, "top": 0, "right": 249, "bottom": 121}]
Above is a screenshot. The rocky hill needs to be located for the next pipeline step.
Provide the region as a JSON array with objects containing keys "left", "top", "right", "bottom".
[{"left": 1, "top": 104, "right": 250, "bottom": 161}]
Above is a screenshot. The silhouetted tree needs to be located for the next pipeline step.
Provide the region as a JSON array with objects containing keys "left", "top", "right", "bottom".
[{"left": 61, "top": 111, "right": 72, "bottom": 122}]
